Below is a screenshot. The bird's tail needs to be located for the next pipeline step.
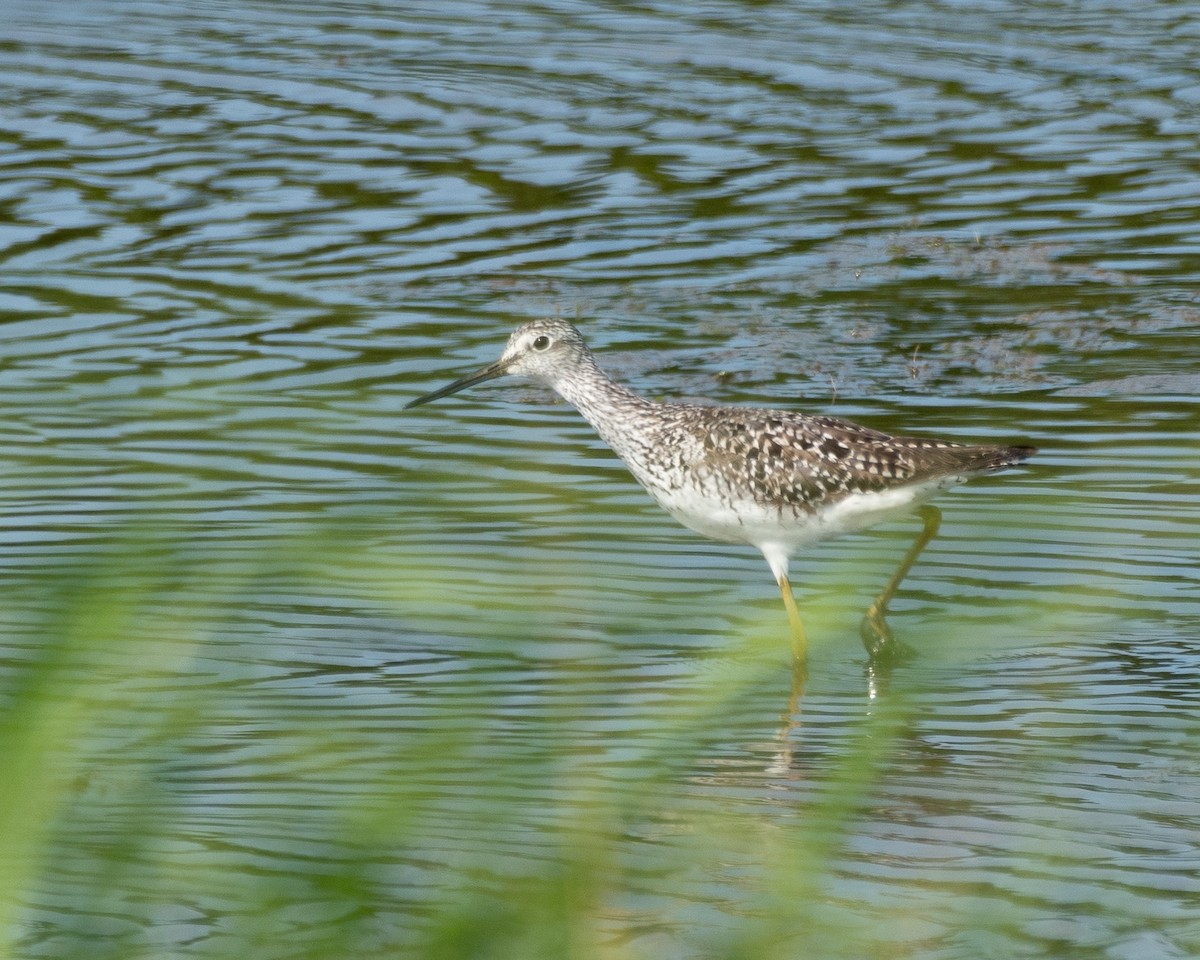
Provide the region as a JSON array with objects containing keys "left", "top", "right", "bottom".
[{"left": 966, "top": 444, "right": 1037, "bottom": 473}]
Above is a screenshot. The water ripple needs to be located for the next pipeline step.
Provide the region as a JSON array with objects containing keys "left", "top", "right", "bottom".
[{"left": 3, "top": 2, "right": 1199, "bottom": 957}]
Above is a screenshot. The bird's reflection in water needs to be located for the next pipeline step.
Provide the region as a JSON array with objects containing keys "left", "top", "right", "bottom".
[{"left": 767, "top": 505, "right": 943, "bottom": 774}]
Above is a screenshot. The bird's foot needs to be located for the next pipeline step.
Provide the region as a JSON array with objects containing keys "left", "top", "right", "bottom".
[{"left": 860, "top": 603, "right": 916, "bottom": 667}]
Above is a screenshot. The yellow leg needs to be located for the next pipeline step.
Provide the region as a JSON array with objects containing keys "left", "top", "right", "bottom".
[
  {"left": 769, "top": 571, "right": 808, "bottom": 768},
  {"left": 778, "top": 571, "right": 808, "bottom": 665},
  {"left": 861, "top": 504, "right": 942, "bottom": 659}
]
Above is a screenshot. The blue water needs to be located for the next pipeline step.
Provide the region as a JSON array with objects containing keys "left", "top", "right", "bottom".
[{"left": 2, "top": 1, "right": 1198, "bottom": 957}]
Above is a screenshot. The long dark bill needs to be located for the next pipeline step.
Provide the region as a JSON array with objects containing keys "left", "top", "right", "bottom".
[{"left": 404, "top": 357, "right": 512, "bottom": 409}]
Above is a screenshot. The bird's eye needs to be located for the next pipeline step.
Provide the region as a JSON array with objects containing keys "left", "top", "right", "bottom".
[{"left": 532, "top": 335, "right": 551, "bottom": 351}]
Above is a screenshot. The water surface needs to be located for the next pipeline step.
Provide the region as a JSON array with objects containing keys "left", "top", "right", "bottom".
[{"left": 2, "top": 1, "right": 1198, "bottom": 957}]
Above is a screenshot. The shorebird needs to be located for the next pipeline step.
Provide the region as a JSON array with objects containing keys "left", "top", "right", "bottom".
[{"left": 406, "top": 318, "right": 1035, "bottom": 660}]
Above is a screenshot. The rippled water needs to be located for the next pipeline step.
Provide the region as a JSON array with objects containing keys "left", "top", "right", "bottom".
[{"left": 3, "top": 0, "right": 1199, "bottom": 957}]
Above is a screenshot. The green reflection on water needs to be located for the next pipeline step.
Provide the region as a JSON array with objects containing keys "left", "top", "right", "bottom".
[
  {"left": 6, "top": 506, "right": 1196, "bottom": 960},
  {"left": 0, "top": 526, "right": 958, "bottom": 960}
]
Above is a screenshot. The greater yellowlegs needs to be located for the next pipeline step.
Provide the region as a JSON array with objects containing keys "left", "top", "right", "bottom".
[{"left": 406, "top": 318, "right": 1035, "bottom": 659}]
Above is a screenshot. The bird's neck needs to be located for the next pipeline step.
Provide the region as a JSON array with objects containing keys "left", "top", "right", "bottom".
[{"left": 549, "top": 353, "right": 655, "bottom": 451}]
